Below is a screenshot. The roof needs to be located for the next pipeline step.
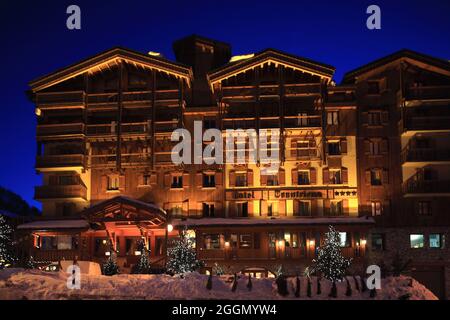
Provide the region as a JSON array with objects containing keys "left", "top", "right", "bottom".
[
  {"left": 17, "top": 219, "right": 89, "bottom": 230},
  {"left": 0, "top": 209, "right": 20, "bottom": 219},
  {"left": 29, "top": 47, "right": 193, "bottom": 92},
  {"left": 173, "top": 216, "right": 375, "bottom": 228},
  {"left": 342, "top": 49, "right": 450, "bottom": 83},
  {"left": 208, "top": 48, "right": 335, "bottom": 87}
]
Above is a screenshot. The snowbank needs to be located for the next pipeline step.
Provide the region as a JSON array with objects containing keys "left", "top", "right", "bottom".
[{"left": 0, "top": 269, "right": 437, "bottom": 300}]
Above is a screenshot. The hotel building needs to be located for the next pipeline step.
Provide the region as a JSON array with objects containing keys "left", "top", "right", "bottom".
[{"left": 18, "top": 36, "right": 450, "bottom": 298}]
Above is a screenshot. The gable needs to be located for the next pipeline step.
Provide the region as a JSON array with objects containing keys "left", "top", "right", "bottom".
[{"left": 29, "top": 47, "right": 193, "bottom": 92}]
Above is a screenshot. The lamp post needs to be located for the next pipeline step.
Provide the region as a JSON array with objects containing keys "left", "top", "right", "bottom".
[{"left": 164, "top": 210, "right": 172, "bottom": 268}]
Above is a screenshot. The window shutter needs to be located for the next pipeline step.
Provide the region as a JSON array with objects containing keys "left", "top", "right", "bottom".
[
  {"left": 101, "top": 175, "right": 107, "bottom": 191},
  {"left": 150, "top": 173, "right": 157, "bottom": 185},
  {"left": 381, "top": 111, "right": 389, "bottom": 125},
  {"left": 340, "top": 138, "right": 348, "bottom": 154},
  {"left": 196, "top": 172, "right": 203, "bottom": 187},
  {"left": 260, "top": 173, "right": 268, "bottom": 186},
  {"left": 323, "top": 168, "right": 330, "bottom": 184},
  {"left": 261, "top": 200, "right": 268, "bottom": 216},
  {"left": 293, "top": 200, "right": 299, "bottom": 216},
  {"left": 365, "top": 170, "right": 371, "bottom": 185},
  {"left": 323, "top": 199, "right": 331, "bottom": 216},
  {"left": 229, "top": 171, "right": 236, "bottom": 187},
  {"left": 119, "top": 175, "right": 125, "bottom": 191},
  {"left": 380, "top": 139, "right": 389, "bottom": 153},
  {"left": 342, "top": 167, "right": 348, "bottom": 184},
  {"left": 291, "top": 169, "right": 298, "bottom": 185},
  {"left": 310, "top": 168, "right": 317, "bottom": 185},
  {"left": 364, "top": 140, "right": 371, "bottom": 155},
  {"left": 247, "top": 170, "right": 254, "bottom": 186},
  {"left": 362, "top": 112, "right": 368, "bottom": 125},
  {"left": 183, "top": 172, "right": 190, "bottom": 188},
  {"left": 248, "top": 201, "right": 254, "bottom": 217},
  {"left": 382, "top": 169, "right": 389, "bottom": 184},
  {"left": 215, "top": 171, "right": 223, "bottom": 186},
  {"left": 291, "top": 140, "right": 297, "bottom": 158},
  {"left": 278, "top": 200, "right": 286, "bottom": 216},
  {"left": 342, "top": 199, "right": 349, "bottom": 216},
  {"left": 164, "top": 173, "right": 171, "bottom": 188},
  {"left": 279, "top": 168, "right": 285, "bottom": 186}
]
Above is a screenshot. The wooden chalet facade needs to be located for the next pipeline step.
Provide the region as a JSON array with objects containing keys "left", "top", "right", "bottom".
[{"left": 19, "top": 35, "right": 450, "bottom": 298}]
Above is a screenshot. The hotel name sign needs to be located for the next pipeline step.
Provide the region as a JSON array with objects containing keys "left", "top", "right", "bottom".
[{"left": 226, "top": 188, "right": 357, "bottom": 201}]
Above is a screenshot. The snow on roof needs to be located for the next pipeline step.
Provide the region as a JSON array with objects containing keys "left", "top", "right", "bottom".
[
  {"left": 17, "top": 219, "right": 89, "bottom": 230},
  {"left": 173, "top": 216, "right": 375, "bottom": 228}
]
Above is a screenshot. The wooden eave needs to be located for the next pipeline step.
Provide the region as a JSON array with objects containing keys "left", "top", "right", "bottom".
[
  {"left": 207, "top": 49, "right": 335, "bottom": 90},
  {"left": 29, "top": 47, "right": 193, "bottom": 92}
]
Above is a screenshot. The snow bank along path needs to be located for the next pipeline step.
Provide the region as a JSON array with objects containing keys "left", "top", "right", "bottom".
[{"left": 0, "top": 269, "right": 437, "bottom": 300}]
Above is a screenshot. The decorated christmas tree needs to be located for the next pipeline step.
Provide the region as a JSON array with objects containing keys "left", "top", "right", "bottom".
[
  {"left": 103, "top": 252, "right": 119, "bottom": 276},
  {"left": 133, "top": 240, "right": 152, "bottom": 274},
  {"left": 0, "top": 216, "right": 15, "bottom": 269},
  {"left": 166, "top": 228, "right": 203, "bottom": 275},
  {"left": 312, "top": 225, "right": 352, "bottom": 282}
]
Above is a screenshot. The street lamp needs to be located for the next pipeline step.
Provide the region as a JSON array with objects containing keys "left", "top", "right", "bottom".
[{"left": 167, "top": 224, "right": 174, "bottom": 233}]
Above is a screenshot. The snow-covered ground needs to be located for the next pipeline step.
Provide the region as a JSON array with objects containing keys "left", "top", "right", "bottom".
[{"left": 0, "top": 268, "right": 437, "bottom": 300}]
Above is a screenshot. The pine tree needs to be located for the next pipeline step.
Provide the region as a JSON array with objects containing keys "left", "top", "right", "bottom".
[
  {"left": 103, "top": 253, "right": 119, "bottom": 276},
  {"left": 133, "top": 246, "right": 152, "bottom": 274},
  {"left": 166, "top": 228, "right": 204, "bottom": 275},
  {"left": 0, "top": 216, "right": 15, "bottom": 269},
  {"left": 312, "top": 225, "right": 352, "bottom": 282}
]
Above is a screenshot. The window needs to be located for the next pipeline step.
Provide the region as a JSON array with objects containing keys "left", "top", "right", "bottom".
[
  {"left": 61, "top": 203, "right": 73, "bottom": 217},
  {"left": 330, "top": 170, "right": 342, "bottom": 185},
  {"left": 267, "top": 202, "right": 278, "bottom": 217},
  {"left": 237, "top": 202, "right": 248, "bottom": 217},
  {"left": 142, "top": 174, "right": 151, "bottom": 186},
  {"left": 204, "top": 118, "right": 216, "bottom": 130},
  {"left": 297, "top": 140, "right": 315, "bottom": 157},
  {"left": 418, "top": 201, "right": 432, "bottom": 216},
  {"left": 296, "top": 201, "right": 311, "bottom": 216},
  {"left": 40, "top": 235, "right": 78, "bottom": 250},
  {"left": 204, "top": 234, "right": 221, "bottom": 249},
  {"left": 371, "top": 201, "right": 382, "bottom": 216},
  {"left": 107, "top": 174, "right": 119, "bottom": 190},
  {"left": 339, "top": 232, "right": 351, "bottom": 247},
  {"left": 369, "top": 140, "right": 380, "bottom": 155},
  {"left": 370, "top": 169, "right": 382, "bottom": 186},
  {"left": 203, "top": 174, "right": 215, "bottom": 188},
  {"left": 235, "top": 173, "right": 247, "bottom": 187},
  {"left": 330, "top": 200, "right": 343, "bottom": 216},
  {"left": 327, "top": 141, "right": 341, "bottom": 155},
  {"left": 267, "top": 174, "right": 279, "bottom": 186},
  {"left": 371, "top": 233, "right": 385, "bottom": 251},
  {"left": 327, "top": 111, "right": 339, "bottom": 125},
  {"left": 367, "top": 81, "right": 380, "bottom": 95},
  {"left": 429, "top": 234, "right": 445, "bottom": 249},
  {"left": 298, "top": 171, "right": 310, "bottom": 185},
  {"left": 297, "top": 113, "right": 308, "bottom": 127},
  {"left": 202, "top": 203, "right": 215, "bottom": 217},
  {"left": 171, "top": 175, "right": 183, "bottom": 188},
  {"left": 410, "top": 234, "right": 425, "bottom": 248},
  {"left": 125, "top": 237, "right": 142, "bottom": 255},
  {"left": 239, "top": 234, "right": 252, "bottom": 249},
  {"left": 368, "top": 112, "right": 382, "bottom": 126}
]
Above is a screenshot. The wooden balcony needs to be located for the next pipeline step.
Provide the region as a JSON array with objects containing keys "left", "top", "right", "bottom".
[
  {"left": 121, "top": 122, "right": 150, "bottom": 134},
  {"left": 284, "top": 83, "right": 321, "bottom": 97},
  {"left": 326, "top": 87, "right": 356, "bottom": 106},
  {"left": 31, "top": 249, "right": 80, "bottom": 263},
  {"left": 121, "top": 153, "right": 151, "bottom": 166},
  {"left": 36, "top": 91, "right": 85, "bottom": 109},
  {"left": 36, "top": 154, "right": 85, "bottom": 170},
  {"left": 284, "top": 115, "right": 321, "bottom": 129},
  {"left": 405, "top": 85, "right": 450, "bottom": 102},
  {"left": 35, "top": 184, "right": 88, "bottom": 200},
  {"left": 403, "top": 179, "right": 450, "bottom": 195},
  {"left": 403, "top": 116, "right": 450, "bottom": 132},
  {"left": 401, "top": 147, "right": 450, "bottom": 164},
  {"left": 89, "top": 154, "right": 117, "bottom": 168},
  {"left": 154, "top": 121, "right": 180, "bottom": 133},
  {"left": 36, "top": 123, "right": 84, "bottom": 138}
]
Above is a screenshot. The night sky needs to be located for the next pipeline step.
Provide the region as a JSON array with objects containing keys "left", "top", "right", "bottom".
[{"left": 1, "top": 0, "right": 449, "bottom": 208}]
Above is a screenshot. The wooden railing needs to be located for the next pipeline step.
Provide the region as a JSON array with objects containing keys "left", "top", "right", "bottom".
[
  {"left": 34, "top": 184, "right": 87, "bottom": 200},
  {"left": 37, "top": 123, "right": 84, "bottom": 137},
  {"left": 36, "top": 154, "right": 84, "bottom": 168},
  {"left": 405, "top": 85, "right": 450, "bottom": 101},
  {"left": 403, "top": 178, "right": 450, "bottom": 194},
  {"left": 36, "top": 91, "right": 85, "bottom": 107},
  {"left": 284, "top": 115, "right": 321, "bottom": 128},
  {"left": 401, "top": 147, "right": 450, "bottom": 163},
  {"left": 404, "top": 116, "right": 450, "bottom": 131},
  {"left": 32, "top": 249, "right": 79, "bottom": 262}
]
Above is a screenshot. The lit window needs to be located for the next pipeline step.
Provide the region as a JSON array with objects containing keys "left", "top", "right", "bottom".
[
  {"left": 330, "top": 170, "right": 342, "bottom": 185},
  {"left": 239, "top": 234, "right": 252, "bottom": 249},
  {"left": 330, "top": 201, "right": 343, "bottom": 216},
  {"left": 339, "top": 232, "right": 351, "bottom": 247},
  {"left": 107, "top": 174, "right": 120, "bottom": 190},
  {"left": 410, "top": 234, "right": 425, "bottom": 248},
  {"left": 370, "top": 169, "right": 382, "bottom": 186},
  {"left": 204, "top": 234, "right": 221, "bottom": 250},
  {"left": 371, "top": 201, "right": 382, "bottom": 216},
  {"left": 371, "top": 233, "right": 385, "bottom": 251},
  {"left": 429, "top": 234, "right": 445, "bottom": 249},
  {"left": 327, "top": 111, "right": 339, "bottom": 125}
]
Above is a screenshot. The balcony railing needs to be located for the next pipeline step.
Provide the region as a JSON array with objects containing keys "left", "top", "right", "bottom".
[
  {"left": 36, "top": 91, "right": 85, "bottom": 108},
  {"left": 36, "top": 123, "right": 84, "bottom": 137},
  {"left": 36, "top": 154, "right": 84, "bottom": 169},
  {"left": 31, "top": 249, "right": 79, "bottom": 263},
  {"left": 403, "top": 116, "right": 450, "bottom": 131},
  {"left": 35, "top": 184, "right": 87, "bottom": 200},
  {"left": 327, "top": 87, "right": 356, "bottom": 106},
  {"left": 284, "top": 115, "right": 321, "bottom": 129},
  {"left": 401, "top": 147, "right": 450, "bottom": 163},
  {"left": 405, "top": 86, "right": 450, "bottom": 101},
  {"left": 403, "top": 179, "right": 450, "bottom": 194}
]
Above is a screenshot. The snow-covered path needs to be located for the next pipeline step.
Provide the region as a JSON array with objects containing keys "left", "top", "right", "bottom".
[{"left": 0, "top": 269, "right": 437, "bottom": 300}]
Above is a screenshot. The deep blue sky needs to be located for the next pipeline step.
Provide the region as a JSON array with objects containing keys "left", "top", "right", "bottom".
[{"left": 1, "top": 0, "right": 450, "bottom": 209}]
